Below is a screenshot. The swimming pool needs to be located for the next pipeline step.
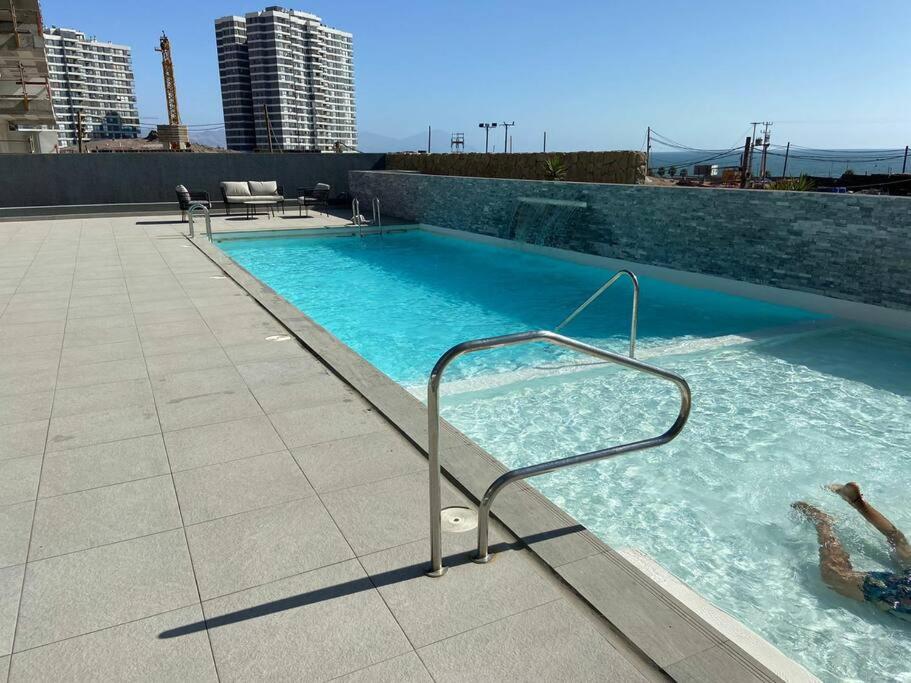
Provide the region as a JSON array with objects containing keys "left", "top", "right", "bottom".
[{"left": 220, "top": 228, "right": 911, "bottom": 682}]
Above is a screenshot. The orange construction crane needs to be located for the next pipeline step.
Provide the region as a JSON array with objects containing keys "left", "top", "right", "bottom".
[{"left": 155, "top": 32, "right": 180, "bottom": 126}]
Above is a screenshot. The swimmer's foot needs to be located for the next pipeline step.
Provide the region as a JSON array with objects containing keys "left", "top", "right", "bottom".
[
  {"left": 827, "top": 482, "right": 863, "bottom": 507},
  {"left": 792, "top": 501, "right": 834, "bottom": 526}
]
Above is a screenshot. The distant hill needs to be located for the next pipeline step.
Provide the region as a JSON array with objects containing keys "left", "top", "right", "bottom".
[{"left": 358, "top": 129, "right": 478, "bottom": 153}]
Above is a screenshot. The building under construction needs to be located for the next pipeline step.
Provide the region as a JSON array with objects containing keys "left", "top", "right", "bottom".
[{"left": 0, "top": 0, "right": 56, "bottom": 152}]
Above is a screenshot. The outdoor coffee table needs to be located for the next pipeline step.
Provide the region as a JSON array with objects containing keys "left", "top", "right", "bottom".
[{"left": 243, "top": 199, "right": 279, "bottom": 218}]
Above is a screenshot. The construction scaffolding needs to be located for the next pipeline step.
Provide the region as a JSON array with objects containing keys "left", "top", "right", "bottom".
[{"left": 0, "top": 0, "right": 57, "bottom": 152}]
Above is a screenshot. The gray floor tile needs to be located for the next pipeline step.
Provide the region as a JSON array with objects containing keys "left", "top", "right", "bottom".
[
  {"left": 0, "top": 655, "right": 7, "bottom": 683},
  {"left": 335, "top": 652, "right": 431, "bottom": 682},
  {"left": 139, "top": 332, "right": 219, "bottom": 357},
  {"left": 39, "top": 434, "right": 169, "bottom": 498},
  {"left": 46, "top": 404, "right": 159, "bottom": 453},
  {"left": 360, "top": 539, "right": 562, "bottom": 648},
  {"left": 0, "top": 322, "right": 65, "bottom": 341},
  {"left": 0, "top": 372, "right": 57, "bottom": 400},
  {"left": 186, "top": 497, "right": 353, "bottom": 599},
  {"left": 155, "top": 385, "right": 263, "bottom": 432},
  {"left": 0, "top": 421, "right": 47, "bottom": 462},
  {"left": 321, "top": 471, "right": 463, "bottom": 556},
  {"left": 0, "top": 566, "right": 23, "bottom": 657},
  {"left": 8, "top": 605, "right": 217, "bottom": 683},
  {"left": 292, "top": 430, "right": 425, "bottom": 494},
  {"left": 15, "top": 530, "right": 198, "bottom": 651},
  {"left": 174, "top": 451, "right": 314, "bottom": 525},
  {"left": 269, "top": 400, "right": 386, "bottom": 449},
  {"left": 30, "top": 475, "right": 181, "bottom": 560},
  {"left": 0, "top": 393, "right": 53, "bottom": 428},
  {"left": 0, "top": 335, "right": 62, "bottom": 359},
  {"left": 137, "top": 318, "right": 212, "bottom": 341},
  {"left": 132, "top": 306, "right": 203, "bottom": 326},
  {"left": 163, "top": 415, "right": 287, "bottom": 471},
  {"left": 250, "top": 375, "right": 357, "bottom": 414},
  {"left": 201, "top": 560, "right": 411, "bottom": 680},
  {"left": 151, "top": 366, "right": 246, "bottom": 401},
  {"left": 144, "top": 347, "right": 232, "bottom": 379},
  {"left": 56, "top": 358, "right": 148, "bottom": 389},
  {"left": 0, "top": 504, "right": 32, "bottom": 569},
  {"left": 222, "top": 338, "right": 306, "bottom": 364},
  {"left": 59, "top": 339, "right": 143, "bottom": 367},
  {"left": 52, "top": 378, "right": 153, "bottom": 418},
  {"left": 0, "top": 457, "right": 41, "bottom": 507},
  {"left": 129, "top": 297, "right": 195, "bottom": 315},
  {"left": 418, "top": 600, "right": 648, "bottom": 682},
  {"left": 235, "top": 356, "right": 327, "bottom": 389}
]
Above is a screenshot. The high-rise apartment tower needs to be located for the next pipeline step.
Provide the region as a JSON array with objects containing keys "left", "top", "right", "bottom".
[
  {"left": 215, "top": 7, "right": 356, "bottom": 152},
  {"left": 44, "top": 27, "right": 140, "bottom": 148}
]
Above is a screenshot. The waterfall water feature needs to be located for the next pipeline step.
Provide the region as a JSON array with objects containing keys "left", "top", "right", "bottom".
[{"left": 507, "top": 196, "right": 588, "bottom": 246}]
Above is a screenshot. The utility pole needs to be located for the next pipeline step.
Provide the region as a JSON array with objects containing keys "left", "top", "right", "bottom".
[
  {"left": 543, "top": 131, "right": 546, "bottom": 153},
  {"left": 739, "top": 137, "right": 751, "bottom": 188},
  {"left": 478, "top": 122, "right": 497, "bottom": 153},
  {"left": 500, "top": 121, "right": 515, "bottom": 153},
  {"left": 427, "top": 125, "right": 431, "bottom": 154},
  {"left": 76, "top": 110, "right": 84, "bottom": 154},
  {"left": 509, "top": 135, "right": 513, "bottom": 153},
  {"left": 781, "top": 141, "right": 791, "bottom": 177},
  {"left": 758, "top": 122, "right": 772, "bottom": 178},
  {"left": 903, "top": 146, "right": 909, "bottom": 175},
  {"left": 646, "top": 126, "right": 651, "bottom": 175},
  {"left": 262, "top": 104, "right": 274, "bottom": 153},
  {"left": 748, "top": 122, "right": 760, "bottom": 177}
]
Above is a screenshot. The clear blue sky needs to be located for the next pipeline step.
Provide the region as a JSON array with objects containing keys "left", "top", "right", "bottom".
[{"left": 40, "top": 0, "right": 911, "bottom": 151}]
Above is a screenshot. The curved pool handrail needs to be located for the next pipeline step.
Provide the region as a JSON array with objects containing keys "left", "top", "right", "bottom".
[
  {"left": 555, "top": 269, "right": 639, "bottom": 358},
  {"left": 187, "top": 202, "right": 212, "bottom": 240},
  {"left": 425, "top": 329, "right": 691, "bottom": 577}
]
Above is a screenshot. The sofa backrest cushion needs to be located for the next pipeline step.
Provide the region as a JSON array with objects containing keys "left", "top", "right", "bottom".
[
  {"left": 248, "top": 180, "right": 278, "bottom": 196},
  {"left": 221, "top": 181, "right": 252, "bottom": 197}
]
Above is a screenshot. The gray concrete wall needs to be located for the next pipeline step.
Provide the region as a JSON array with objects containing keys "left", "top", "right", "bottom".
[
  {"left": 351, "top": 170, "right": 911, "bottom": 310},
  {"left": 0, "top": 152, "right": 385, "bottom": 207}
]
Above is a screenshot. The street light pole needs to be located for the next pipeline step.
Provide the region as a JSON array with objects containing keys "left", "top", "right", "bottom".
[
  {"left": 501, "top": 121, "right": 515, "bottom": 153},
  {"left": 478, "top": 122, "right": 497, "bottom": 153}
]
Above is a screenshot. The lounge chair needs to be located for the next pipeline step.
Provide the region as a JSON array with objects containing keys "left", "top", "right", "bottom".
[
  {"left": 296, "top": 183, "right": 330, "bottom": 216},
  {"left": 175, "top": 185, "right": 211, "bottom": 222}
]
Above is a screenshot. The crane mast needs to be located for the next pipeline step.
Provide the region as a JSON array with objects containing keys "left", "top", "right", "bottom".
[{"left": 155, "top": 33, "right": 180, "bottom": 126}]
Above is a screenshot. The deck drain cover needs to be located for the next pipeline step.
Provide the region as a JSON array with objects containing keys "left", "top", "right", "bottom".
[
  {"left": 209, "top": 276, "right": 227, "bottom": 280},
  {"left": 265, "top": 335, "right": 291, "bottom": 342},
  {"left": 440, "top": 507, "right": 477, "bottom": 533}
]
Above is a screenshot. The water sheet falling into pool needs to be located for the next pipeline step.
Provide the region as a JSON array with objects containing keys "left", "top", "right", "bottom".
[{"left": 507, "top": 196, "right": 587, "bottom": 246}]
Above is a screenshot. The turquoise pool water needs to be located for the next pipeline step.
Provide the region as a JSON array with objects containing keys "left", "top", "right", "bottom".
[{"left": 220, "top": 228, "right": 911, "bottom": 682}]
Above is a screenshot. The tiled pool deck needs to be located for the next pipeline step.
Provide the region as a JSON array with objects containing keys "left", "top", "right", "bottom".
[{"left": 0, "top": 215, "right": 669, "bottom": 681}]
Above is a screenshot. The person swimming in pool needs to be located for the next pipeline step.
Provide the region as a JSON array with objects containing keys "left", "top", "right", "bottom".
[{"left": 794, "top": 483, "right": 911, "bottom": 620}]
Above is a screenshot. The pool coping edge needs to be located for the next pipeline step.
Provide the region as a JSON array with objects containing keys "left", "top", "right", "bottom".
[{"left": 190, "top": 233, "right": 819, "bottom": 683}]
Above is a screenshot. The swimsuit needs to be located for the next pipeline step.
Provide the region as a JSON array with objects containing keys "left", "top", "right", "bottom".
[{"left": 862, "top": 569, "right": 911, "bottom": 619}]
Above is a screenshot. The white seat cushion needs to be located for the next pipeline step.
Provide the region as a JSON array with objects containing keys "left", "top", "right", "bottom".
[
  {"left": 248, "top": 180, "right": 278, "bottom": 196},
  {"left": 221, "top": 181, "right": 251, "bottom": 197}
]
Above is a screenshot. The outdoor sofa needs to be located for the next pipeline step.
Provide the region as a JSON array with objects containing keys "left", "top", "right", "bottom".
[{"left": 220, "top": 180, "right": 284, "bottom": 215}]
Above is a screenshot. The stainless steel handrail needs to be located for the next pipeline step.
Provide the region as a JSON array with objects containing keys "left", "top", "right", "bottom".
[
  {"left": 187, "top": 202, "right": 212, "bottom": 240},
  {"left": 372, "top": 197, "right": 382, "bottom": 235},
  {"left": 351, "top": 198, "right": 363, "bottom": 237},
  {"left": 426, "top": 329, "right": 690, "bottom": 576},
  {"left": 555, "top": 270, "right": 639, "bottom": 357}
]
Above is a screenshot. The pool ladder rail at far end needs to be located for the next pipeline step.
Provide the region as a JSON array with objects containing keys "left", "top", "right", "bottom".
[{"left": 351, "top": 197, "right": 382, "bottom": 237}]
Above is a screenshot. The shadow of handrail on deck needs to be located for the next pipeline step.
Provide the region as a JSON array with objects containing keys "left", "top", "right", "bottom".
[{"left": 159, "top": 524, "right": 584, "bottom": 639}]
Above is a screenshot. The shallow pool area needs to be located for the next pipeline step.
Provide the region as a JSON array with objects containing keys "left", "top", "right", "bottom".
[{"left": 220, "top": 228, "right": 911, "bottom": 682}]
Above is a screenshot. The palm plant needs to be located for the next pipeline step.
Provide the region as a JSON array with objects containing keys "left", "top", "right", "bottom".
[
  {"left": 543, "top": 155, "right": 568, "bottom": 181},
  {"left": 768, "top": 174, "right": 816, "bottom": 191}
]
